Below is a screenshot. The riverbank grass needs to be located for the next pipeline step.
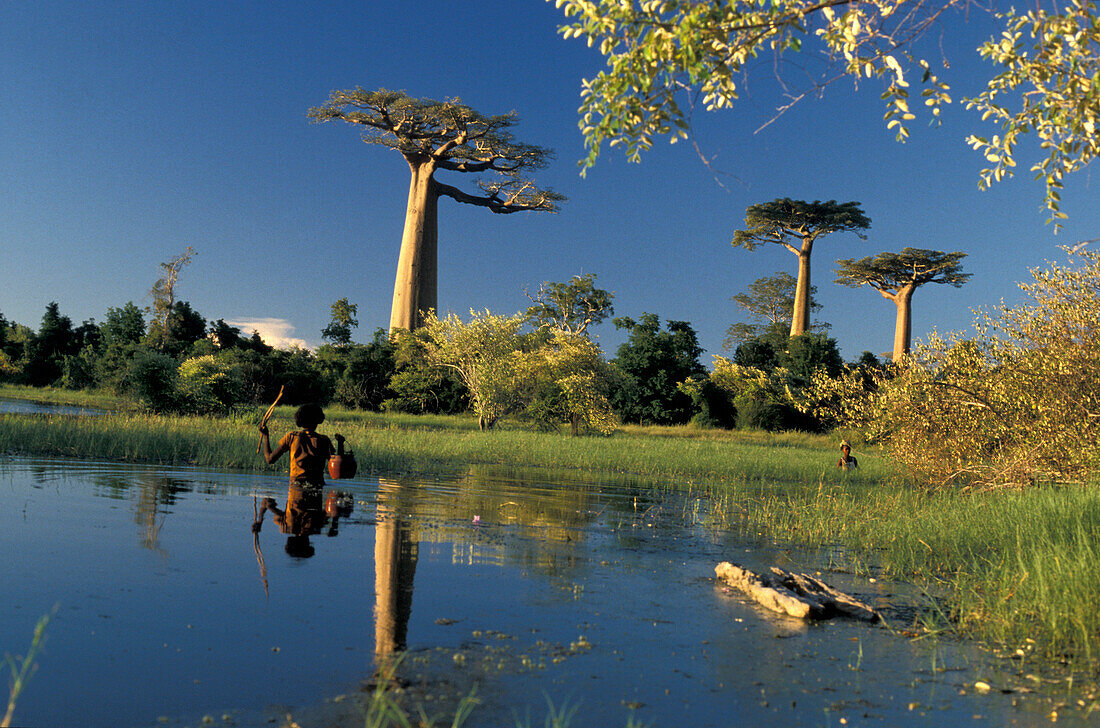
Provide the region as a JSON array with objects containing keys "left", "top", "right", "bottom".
[{"left": 0, "top": 404, "right": 875, "bottom": 484}]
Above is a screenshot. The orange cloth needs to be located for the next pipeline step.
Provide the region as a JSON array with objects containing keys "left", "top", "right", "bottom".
[{"left": 278, "top": 430, "right": 334, "bottom": 484}]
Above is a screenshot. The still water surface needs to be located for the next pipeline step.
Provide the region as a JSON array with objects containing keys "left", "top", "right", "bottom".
[
  {"left": 0, "top": 456, "right": 1084, "bottom": 727},
  {"left": 0, "top": 397, "right": 106, "bottom": 416}
]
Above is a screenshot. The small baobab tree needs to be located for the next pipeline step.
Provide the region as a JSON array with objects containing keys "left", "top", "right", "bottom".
[
  {"left": 835, "top": 247, "right": 970, "bottom": 361},
  {"left": 732, "top": 199, "right": 870, "bottom": 337},
  {"left": 308, "top": 89, "right": 564, "bottom": 332}
]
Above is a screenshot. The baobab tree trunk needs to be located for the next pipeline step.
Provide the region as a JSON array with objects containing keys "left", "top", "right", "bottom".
[
  {"left": 891, "top": 285, "right": 915, "bottom": 362},
  {"left": 790, "top": 243, "right": 813, "bottom": 338},
  {"left": 390, "top": 159, "right": 439, "bottom": 332}
]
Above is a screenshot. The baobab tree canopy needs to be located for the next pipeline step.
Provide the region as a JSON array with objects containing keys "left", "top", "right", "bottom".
[
  {"left": 732, "top": 199, "right": 870, "bottom": 252},
  {"left": 732, "top": 199, "right": 870, "bottom": 337},
  {"left": 834, "top": 248, "right": 970, "bottom": 293},
  {"left": 308, "top": 88, "right": 564, "bottom": 331}
]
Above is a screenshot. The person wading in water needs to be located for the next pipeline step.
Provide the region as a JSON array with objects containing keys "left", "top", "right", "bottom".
[
  {"left": 259, "top": 403, "right": 343, "bottom": 486},
  {"left": 837, "top": 440, "right": 859, "bottom": 470},
  {"left": 254, "top": 404, "right": 347, "bottom": 557}
]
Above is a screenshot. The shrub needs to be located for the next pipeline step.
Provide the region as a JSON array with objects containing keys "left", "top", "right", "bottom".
[
  {"left": 177, "top": 354, "right": 246, "bottom": 414},
  {"left": 127, "top": 349, "right": 179, "bottom": 413},
  {"left": 856, "top": 248, "right": 1100, "bottom": 487}
]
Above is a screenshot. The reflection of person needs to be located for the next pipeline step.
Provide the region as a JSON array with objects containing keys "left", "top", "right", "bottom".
[
  {"left": 251, "top": 486, "right": 354, "bottom": 557},
  {"left": 837, "top": 440, "right": 859, "bottom": 470},
  {"left": 259, "top": 403, "right": 343, "bottom": 486}
]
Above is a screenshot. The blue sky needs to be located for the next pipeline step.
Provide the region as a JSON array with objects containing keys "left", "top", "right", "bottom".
[{"left": 2, "top": 0, "right": 1096, "bottom": 361}]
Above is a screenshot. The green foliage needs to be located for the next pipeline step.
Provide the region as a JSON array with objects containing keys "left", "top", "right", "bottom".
[
  {"left": 422, "top": 310, "right": 533, "bottom": 429},
  {"left": 127, "top": 349, "right": 180, "bottom": 413},
  {"left": 782, "top": 332, "right": 843, "bottom": 389},
  {"left": 839, "top": 248, "right": 1100, "bottom": 487},
  {"left": 384, "top": 329, "right": 469, "bottom": 415},
  {"left": 709, "top": 334, "right": 841, "bottom": 433},
  {"left": 322, "top": 297, "right": 359, "bottom": 347},
  {"left": 60, "top": 347, "right": 99, "bottom": 390},
  {"left": 331, "top": 330, "right": 397, "bottom": 410},
  {"left": 835, "top": 248, "right": 970, "bottom": 291},
  {"left": 732, "top": 199, "right": 871, "bottom": 252},
  {"left": 176, "top": 354, "right": 247, "bottom": 415},
  {"left": 25, "top": 302, "right": 76, "bottom": 386},
  {"left": 513, "top": 333, "right": 619, "bottom": 435},
  {"left": 709, "top": 357, "right": 805, "bottom": 432},
  {"left": 679, "top": 376, "right": 737, "bottom": 429},
  {"left": 611, "top": 313, "right": 706, "bottom": 425},
  {"left": 724, "top": 272, "right": 824, "bottom": 350},
  {"left": 269, "top": 347, "right": 334, "bottom": 406},
  {"left": 100, "top": 302, "right": 145, "bottom": 347},
  {"left": 146, "top": 300, "right": 206, "bottom": 358},
  {"left": 732, "top": 336, "right": 780, "bottom": 370},
  {"left": 525, "top": 272, "right": 615, "bottom": 336},
  {"left": 554, "top": 0, "right": 1094, "bottom": 221},
  {"left": 965, "top": 0, "right": 1100, "bottom": 226}
]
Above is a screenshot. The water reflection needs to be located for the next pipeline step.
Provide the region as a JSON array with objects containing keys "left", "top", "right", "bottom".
[
  {"left": 374, "top": 477, "right": 419, "bottom": 666},
  {"left": 1, "top": 456, "right": 1093, "bottom": 728},
  {"left": 0, "top": 397, "right": 105, "bottom": 416},
  {"left": 251, "top": 485, "right": 354, "bottom": 558}
]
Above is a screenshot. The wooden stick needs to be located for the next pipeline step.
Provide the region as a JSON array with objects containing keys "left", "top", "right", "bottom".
[
  {"left": 253, "top": 496, "right": 269, "bottom": 597},
  {"left": 257, "top": 385, "right": 285, "bottom": 454}
]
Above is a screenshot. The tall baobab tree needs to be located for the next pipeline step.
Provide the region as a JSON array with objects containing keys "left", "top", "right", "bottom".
[
  {"left": 309, "top": 89, "right": 564, "bottom": 332},
  {"left": 835, "top": 247, "right": 970, "bottom": 361},
  {"left": 732, "top": 199, "right": 870, "bottom": 337}
]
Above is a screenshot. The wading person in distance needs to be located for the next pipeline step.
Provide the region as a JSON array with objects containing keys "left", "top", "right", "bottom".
[{"left": 837, "top": 440, "right": 859, "bottom": 470}]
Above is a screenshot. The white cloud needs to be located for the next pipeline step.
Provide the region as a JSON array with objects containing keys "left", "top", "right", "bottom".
[{"left": 225, "top": 318, "right": 314, "bottom": 350}]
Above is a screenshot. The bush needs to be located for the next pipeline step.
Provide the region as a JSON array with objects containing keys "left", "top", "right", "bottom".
[
  {"left": 863, "top": 248, "right": 1100, "bottom": 487},
  {"left": 127, "top": 349, "right": 179, "bottom": 413},
  {"left": 680, "top": 376, "right": 737, "bottom": 429},
  {"left": 177, "top": 354, "right": 246, "bottom": 414}
]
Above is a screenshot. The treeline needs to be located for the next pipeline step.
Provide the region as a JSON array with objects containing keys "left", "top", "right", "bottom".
[
  {"left": 0, "top": 293, "right": 875, "bottom": 436},
  {"left": 0, "top": 300, "right": 335, "bottom": 413}
]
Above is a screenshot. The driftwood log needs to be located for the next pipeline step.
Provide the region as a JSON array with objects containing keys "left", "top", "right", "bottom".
[{"left": 715, "top": 562, "right": 878, "bottom": 622}]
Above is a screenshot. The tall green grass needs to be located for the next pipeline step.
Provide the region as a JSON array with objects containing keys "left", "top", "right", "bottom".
[
  {"left": 0, "top": 407, "right": 875, "bottom": 484},
  {"left": 0, "top": 384, "right": 131, "bottom": 410},
  {"left": 719, "top": 480, "right": 1100, "bottom": 663}
]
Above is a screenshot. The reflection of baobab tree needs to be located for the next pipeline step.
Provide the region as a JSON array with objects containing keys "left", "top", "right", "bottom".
[
  {"left": 374, "top": 478, "right": 419, "bottom": 669},
  {"left": 132, "top": 474, "right": 189, "bottom": 556}
]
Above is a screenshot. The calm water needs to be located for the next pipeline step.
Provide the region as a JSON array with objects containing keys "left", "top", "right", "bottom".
[
  {"left": 0, "top": 397, "right": 105, "bottom": 416},
  {"left": 0, "top": 456, "right": 1086, "bottom": 727}
]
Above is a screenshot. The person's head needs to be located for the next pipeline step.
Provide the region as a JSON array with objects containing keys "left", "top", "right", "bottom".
[
  {"left": 840, "top": 440, "right": 851, "bottom": 454},
  {"left": 295, "top": 403, "right": 325, "bottom": 430},
  {"left": 285, "top": 534, "right": 315, "bottom": 559}
]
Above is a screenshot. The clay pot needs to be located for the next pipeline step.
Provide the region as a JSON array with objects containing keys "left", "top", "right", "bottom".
[{"left": 328, "top": 453, "right": 357, "bottom": 480}]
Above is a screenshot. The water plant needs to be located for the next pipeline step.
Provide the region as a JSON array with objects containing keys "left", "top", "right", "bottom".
[{"left": 3, "top": 612, "right": 50, "bottom": 728}]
